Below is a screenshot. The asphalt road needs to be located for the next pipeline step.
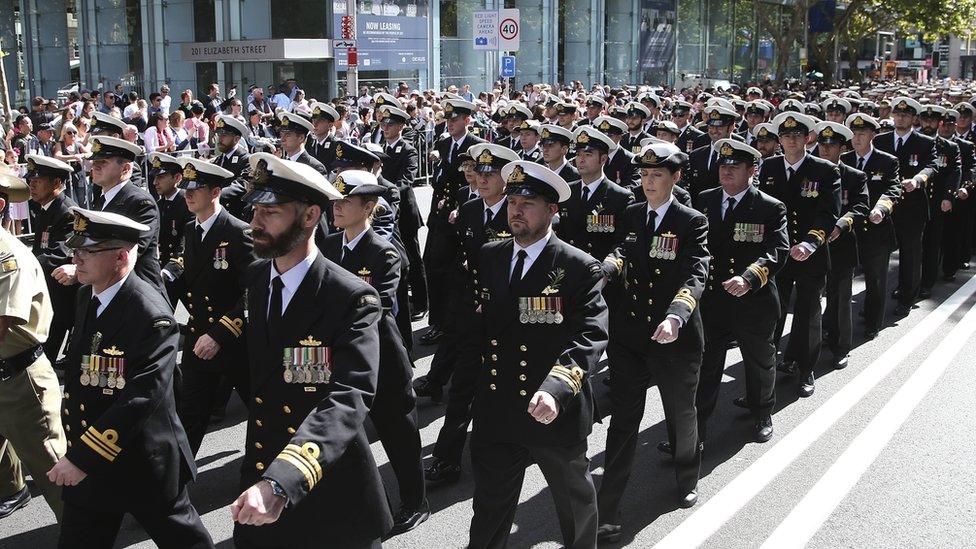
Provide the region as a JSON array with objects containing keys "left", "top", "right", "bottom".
[{"left": 3, "top": 185, "right": 976, "bottom": 548}]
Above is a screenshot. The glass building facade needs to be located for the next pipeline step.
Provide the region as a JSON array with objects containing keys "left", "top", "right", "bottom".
[{"left": 0, "top": 0, "right": 810, "bottom": 107}]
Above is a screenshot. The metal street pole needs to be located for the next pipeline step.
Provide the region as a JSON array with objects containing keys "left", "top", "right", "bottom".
[{"left": 346, "top": 0, "right": 358, "bottom": 97}]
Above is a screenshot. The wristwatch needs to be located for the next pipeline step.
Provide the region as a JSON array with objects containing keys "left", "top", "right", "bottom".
[{"left": 263, "top": 478, "right": 288, "bottom": 503}]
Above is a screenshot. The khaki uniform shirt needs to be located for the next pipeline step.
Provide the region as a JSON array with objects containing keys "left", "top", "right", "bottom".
[{"left": 0, "top": 227, "right": 52, "bottom": 358}]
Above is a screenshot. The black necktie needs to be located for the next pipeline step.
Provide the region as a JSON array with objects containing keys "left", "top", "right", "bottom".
[
  {"left": 93, "top": 193, "right": 105, "bottom": 210},
  {"left": 710, "top": 150, "right": 718, "bottom": 169},
  {"left": 340, "top": 245, "right": 351, "bottom": 263},
  {"left": 787, "top": 167, "right": 795, "bottom": 181},
  {"left": 196, "top": 225, "right": 205, "bottom": 243},
  {"left": 510, "top": 249, "right": 527, "bottom": 287},
  {"left": 267, "top": 276, "right": 284, "bottom": 344},
  {"left": 581, "top": 186, "right": 590, "bottom": 203},
  {"left": 646, "top": 209, "right": 657, "bottom": 234},
  {"left": 485, "top": 208, "right": 494, "bottom": 226},
  {"left": 469, "top": 192, "right": 477, "bottom": 201},
  {"left": 449, "top": 141, "right": 459, "bottom": 163},
  {"left": 895, "top": 137, "right": 902, "bottom": 152},
  {"left": 724, "top": 197, "right": 736, "bottom": 222},
  {"left": 85, "top": 295, "right": 101, "bottom": 335},
  {"left": 857, "top": 157, "right": 865, "bottom": 171}
]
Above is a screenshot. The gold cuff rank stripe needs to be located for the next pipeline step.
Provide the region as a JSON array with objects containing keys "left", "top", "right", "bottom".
[
  {"left": 671, "top": 287, "right": 697, "bottom": 311},
  {"left": 746, "top": 263, "right": 770, "bottom": 287},
  {"left": 80, "top": 427, "right": 121, "bottom": 462},
  {"left": 877, "top": 198, "right": 894, "bottom": 212},
  {"left": 219, "top": 316, "right": 244, "bottom": 338},
  {"left": 276, "top": 443, "right": 323, "bottom": 489},
  {"left": 807, "top": 229, "right": 826, "bottom": 244},
  {"left": 548, "top": 365, "right": 583, "bottom": 395}
]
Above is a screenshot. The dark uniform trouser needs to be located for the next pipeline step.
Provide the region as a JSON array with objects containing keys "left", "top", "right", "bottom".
[
  {"left": 943, "top": 199, "right": 973, "bottom": 276},
  {"left": 599, "top": 342, "right": 701, "bottom": 524},
  {"left": 431, "top": 309, "right": 480, "bottom": 464},
  {"left": 697, "top": 296, "right": 778, "bottom": 440},
  {"left": 774, "top": 269, "right": 826, "bottom": 376},
  {"left": 177, "top": 359, "right": 249, "bottom": 456},
  {"left": 470, "top": 436, "right": 597, "bottom": 549},
  {"left": 370, "top": 317, "right": 425, "bottom": 509},
  {"left": 860, "top": 251, "right": 892, "bottom": 333},
  {"left": 425, "top": 274, "right": 468, "bottom": 387},
  {"left": 235, "top": 536, "right": 382, "bottom": 549},
  {"left": 421, "top": 222, "right": 457, "bottom": 327},
  {"left": 58, "top": 486, "right": 214, "bottom": 549},
  {"left": 824, "top": 265, "right": 856, "bottom": 355},
  {"left": 401, "top": 225, "right": 428, "bottom": 315},
  {"left": 894, "top": 215, "right": 924, "bottom": 307},
  {"left": 921, "top": 208, "right": 948, "bottom": 290}
]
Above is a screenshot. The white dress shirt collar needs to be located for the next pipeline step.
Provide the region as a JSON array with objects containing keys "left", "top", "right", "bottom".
[
  {"left": 645, "top": 196, "right": 674, "bottom": 231},
  {"left": 511, "top": 230, "right": 553, "bottom": 279},
  {"left": 195, "top": 205, "right": 222, "bottom": 239},
  {"left": 93, "top": 272, "right": 131, "bottom": 317},
  {"left": 269, "top": 248, "right": 319, "bottom": 315},
  {"left": 342, "top": 228, "right": 368, "bottom": 251},
  {"left": 99, "top": 180, "right": 128, "bottom": 209}
]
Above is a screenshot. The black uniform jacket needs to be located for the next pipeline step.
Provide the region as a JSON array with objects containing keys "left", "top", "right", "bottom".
[
  {"left": 697, "top": 185, "right": 789, "bottom": 312},
  {"left": 873, "top": 130, "right": 938, "bottom": 226},
  {"left": 604, "top": 147, "right": 641, "bottom": 187},
  {"left": 163, "top": 208, "right": 256, "bottom": 371},
  {"left": 556, "top": 176, "right": 634, "bottom": 261},
  {"left": 100, "top": 181, "right": 166, "bottom": 294},
  {"left": 235, "top": 253, "right": 392, "bottom": 546},
  {"left": 29, "top": 193, "right": 78, "bottom": 316},
  {"left": 841, "top": 149, "right": 901, "bottom": 255},
  {"left": 156, "top": 190, "right": 193, "bottom": 266},
  {"left": 757, "top": 153, "right": 842, "bottom": 276},
  {"left": 830, "top": 163, "right": 871, "bottom": 269},
  {"left": 471, "top": 234, "right": 609, "bottom": 446},
  {"left": 604, "top": 200, "right": 709, "bottom": 353},
  {"left": 61, "top": 275, "right": 193, "bottom": 512}
]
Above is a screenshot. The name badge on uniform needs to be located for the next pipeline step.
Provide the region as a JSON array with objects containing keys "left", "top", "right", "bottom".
[
  {"left": 586, "top": 213, "right": 615, "bottom": 233},
  {"left": 283, "top": 337, "right": 332, "bottom": 386},
  {"left": 872, "top": 174, "right": 882, "bottom": 181},
  {"left": 213, "top": 247, "right": 229, "bottom": 270},
  {"left": 519, "top": 296, "right": 564, "bottom": 324},
  {"left": 733, "top": 223, "right": 764, "bottom": 242},
  {"left": 649, "top": 232, "right": 678, "bottom": 260},
  {"left": 625, "top": 232, "right": 638, "bottom": 243},
  {"left": 800, "top": 181, "right": 820, "bottom": 198}
]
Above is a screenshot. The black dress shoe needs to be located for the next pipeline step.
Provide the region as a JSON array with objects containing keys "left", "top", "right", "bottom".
[
  {"left": 893, "top": 304, "right": 911, "bottom": 317},
  {"left": 944, "top": 274, "right": 957, "bottom": 282},
  {"left": 410, "top": 309, "right": 428, "bottom": 321},
  {"left": 865, "top": 329, "right": 879, "bottom": 340},
  {"left": 919, "top": 288, "right": 932, "bottom": 299},
  {"left": 679, "top": 489, "right": 699, "bottom": 509},
  {"left": 754, "top": 415, "right": 774, "bottom": 442},
  {"left": 963, "top": 262, "right": 971, "bottom": 270},
  {"left": 412, "top": 376, "right": 443, "bottom": 403},
  {"left": 597, "top": 523, "right": 622, "bottom": 543},
  {"left": 656, "top": 440, "right": 673, "bottom": 456},
  {"left": 799, "top": 372, "right": 815, "bottom": 398},
  {"left": 834, "top": 353, "right": 849, "bottom": 369},
  {"left": 419, "top": 327, "right": 444, "bottom": 344},
  {"left": 0, "top": 486, "right": 30, "bottom": 519},
  {"left": 387, "top": 500, "right": 431, "bottom": 538},
  {"left": 777, "top": 360, "right": 798, "bottom": 375},
  {"left": 732, "top": 397, "right": 751, "bottom": 410},
  {"left": 424, "top": 459, "right": 461, "bottom": 486}
]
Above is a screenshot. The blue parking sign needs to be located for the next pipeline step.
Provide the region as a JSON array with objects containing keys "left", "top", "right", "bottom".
[{"left": 501, "top": 56, "right": 516, "bottom": 78}]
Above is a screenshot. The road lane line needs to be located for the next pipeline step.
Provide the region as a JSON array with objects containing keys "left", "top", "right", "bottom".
[
  {"left": 759, "top": 296, "right": 976, "bottom": 549},
  {"left": 652, "top": 275, "right": 976, "bottom": 549}
]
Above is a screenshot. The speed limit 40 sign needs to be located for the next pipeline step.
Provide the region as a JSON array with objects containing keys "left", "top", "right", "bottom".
[{"left": 498, "top": 8, "right": 520, "bottom": 51}]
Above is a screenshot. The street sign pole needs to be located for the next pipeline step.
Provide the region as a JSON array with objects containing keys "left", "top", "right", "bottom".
[{"left": 346, "top": 0, "right": 357, "bottom": 98}]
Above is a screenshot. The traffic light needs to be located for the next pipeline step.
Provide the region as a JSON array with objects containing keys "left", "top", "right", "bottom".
[{"left": 340, "top": 15, "right": 354, "bottom": 39}]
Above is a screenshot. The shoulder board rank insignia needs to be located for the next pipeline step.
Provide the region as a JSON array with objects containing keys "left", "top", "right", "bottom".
[
  {"left": 721, "top": 143, "right": 734, "bottom": 156},
  {"left": 183, "top": 165, "right": 197, "bottom": 180},
  {"left": 385, "top": 249, "right": 399, "bottom": 258},
  {"left": 102, "top": 346, "right": 124, "bottom": 356},
  {"left": 299, "top": 335, "right": 323, "bottom": 346},
  {"left": 577, "top": 132, "right": 590, "bottom": 144},
  {"left": 508, "top": 165, "right": 527, "bottom": 183}
]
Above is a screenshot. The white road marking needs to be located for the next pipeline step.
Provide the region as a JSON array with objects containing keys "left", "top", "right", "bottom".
[
  {"left": 652, "top": 275, "right": 976, "bottom": 549},
  {"left": 759, "top": 296, "right": 976, "bottom": 549}
]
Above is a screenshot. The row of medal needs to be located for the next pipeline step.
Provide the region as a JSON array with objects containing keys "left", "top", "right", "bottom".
[
  {"left": 800, "top": 181, "right": 821, "bottom": 198},
  {"left": 586, "top": 214, "right": 616, "bottom": 233},
  {"left": 213, "top": 248, "right": 230, "bottom": 270},
  {"left": 732, "top": 223, "right": 765, "bottom": 242},
  {"left": 79, "top": 355, "right": 127, "bottom": 389},
  {"left": 518, "top": 296, "right": 564, "bottom": 324},
  {"left": 649, "top": 234, "right": 679, "bottom": 260},
  {"left": 282, "top": 346, "right": 332, "bottom": 384}
]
